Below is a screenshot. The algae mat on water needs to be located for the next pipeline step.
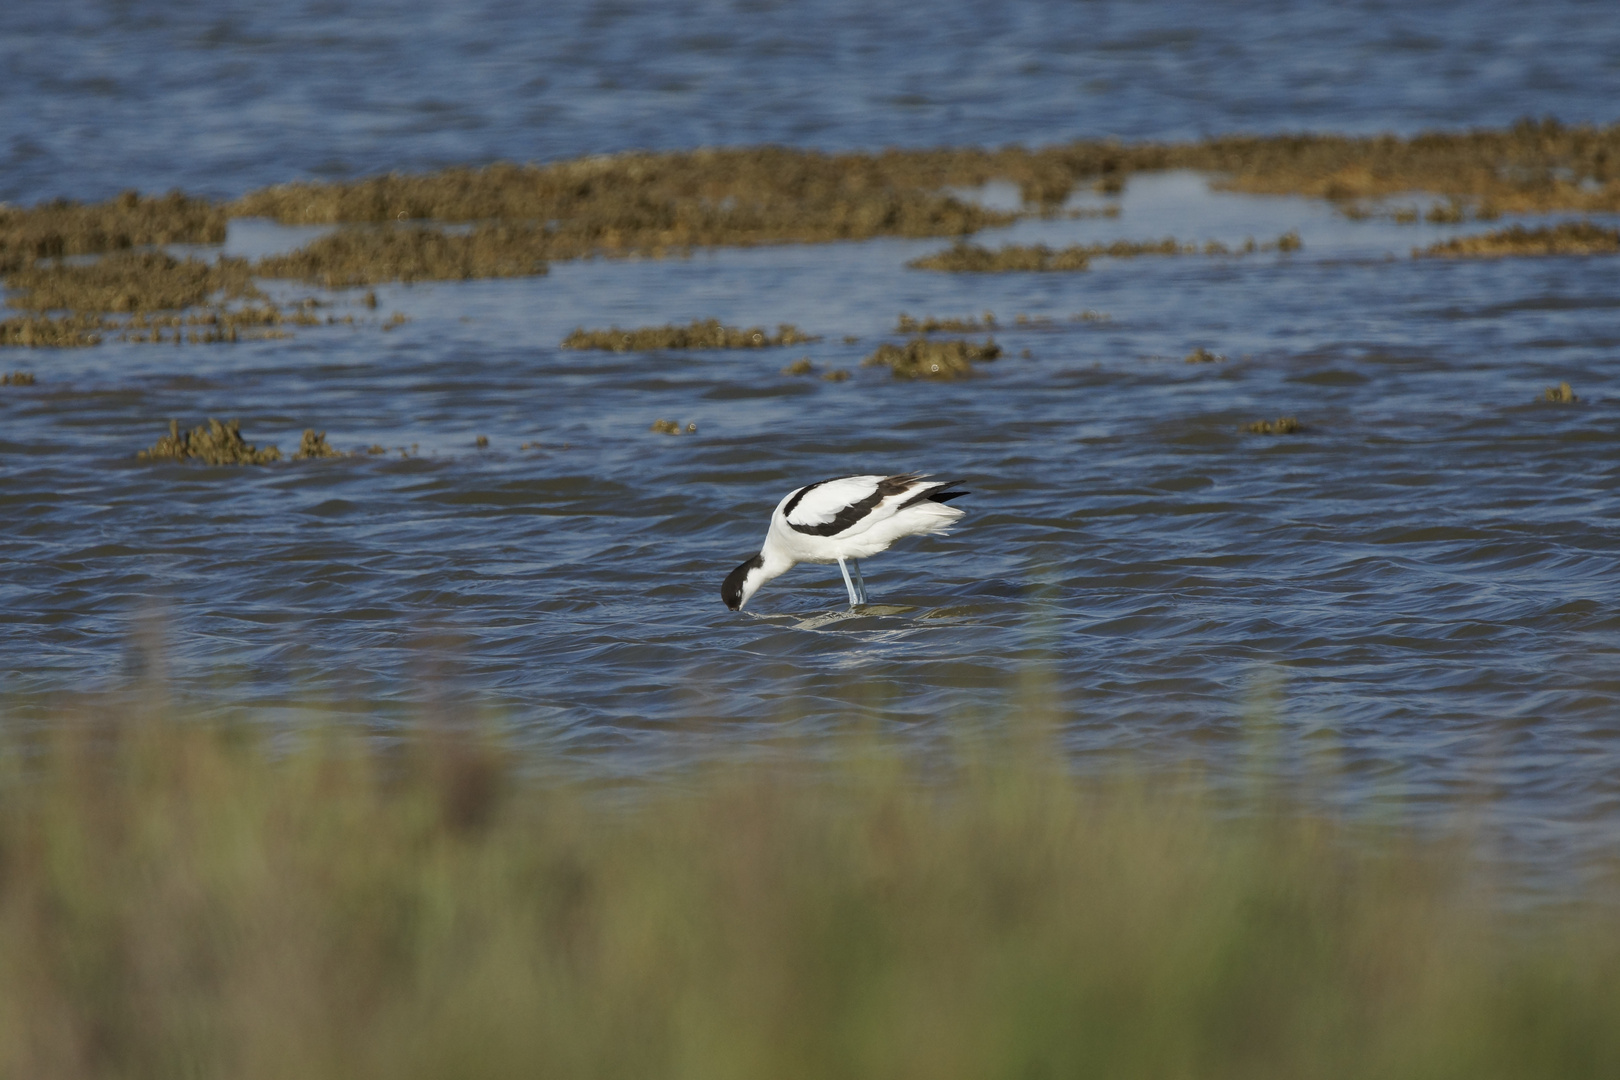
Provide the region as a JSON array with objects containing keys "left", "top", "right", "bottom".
[
  {"left": 254, "top": 223, "right": 554, "bottom": 286},
  {"left": 1417, "top": 220, "right": 1620, "bottom": 258},
  {"left": 561, "top": 319, "right": 819, "bottom": 351},
  {"left": 137, "top": 419, "right": 350, "bottom": 465},
  {"left": 0, "top": 122, "right": 1614, "bottom": 276},
  {"left": 0, "top": 704, "right": 1616, "bottom": 1078},
  {"left": 6, "top": 122, "right": 1620, "bottom": 350},
  {"left": 896, "top": 311, "right": 1002, "bottom": 333},
  {"left": 0, "top": 251, "right": 353, "bottom": 348},
  {"left": 5, "top": 251, "right": 264, "bottom": 313},
  {"left": 137, "top": 418, "right": 284, "bottom": 465},
  {"left": 908, "top": 233, "right": 1302, "bottom": 272},
  {"left": 0, "top": 190, "right": 225, "bottom": 274},
  {"left": 0, "top": 314, "right": 108, "bottom": 348},
  {"left": 225, "top": 121, "right": 1620, "bottom": 229},
  {"left": 863, "top": 336, "right": 1002, "bottom": 379}
]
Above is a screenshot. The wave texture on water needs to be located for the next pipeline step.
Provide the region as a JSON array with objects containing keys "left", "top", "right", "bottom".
[{"left": 1, "top": 1, "right": 1618, "bottom": 875}]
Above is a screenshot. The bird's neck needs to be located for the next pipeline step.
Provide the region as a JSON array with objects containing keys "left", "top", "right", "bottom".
[{"left": 756, "top": 539, "right": 797, "bottom": 583}]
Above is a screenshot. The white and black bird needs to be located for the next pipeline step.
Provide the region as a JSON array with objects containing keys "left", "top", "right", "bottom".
[{"left": 721, "top": 473, "right": 968, "bottom": 610}]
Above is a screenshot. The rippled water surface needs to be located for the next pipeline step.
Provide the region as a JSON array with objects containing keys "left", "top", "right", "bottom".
[{"left": 2, "top": 0, "right": 1619, "bottom": 872}]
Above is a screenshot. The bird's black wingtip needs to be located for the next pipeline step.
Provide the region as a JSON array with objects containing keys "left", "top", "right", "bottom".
[{"left": 897, "top": 478, "right": 969, "bottom": 509}]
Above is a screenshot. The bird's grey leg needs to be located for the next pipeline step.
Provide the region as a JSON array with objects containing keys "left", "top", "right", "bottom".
[
  {"left": 836, "top": 557, "right": 859, "bottom": 607},
  {"left": 851, "top": 559, "right": 868, "bottom": 604}
]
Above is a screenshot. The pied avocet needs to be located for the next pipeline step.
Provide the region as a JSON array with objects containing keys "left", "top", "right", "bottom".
[{"left": 721, "top": 473, "right": 967, "bottom": 610}]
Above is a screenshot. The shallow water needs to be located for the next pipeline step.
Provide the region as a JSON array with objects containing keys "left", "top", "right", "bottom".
[
  {"left": 2, "top": 0, "right": 1619, "bottom": 875},
  {"left": 5, "top": 0, "right": 1620, "bottom": 205}
]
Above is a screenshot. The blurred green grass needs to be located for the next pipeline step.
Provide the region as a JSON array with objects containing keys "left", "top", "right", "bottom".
[{"left": 0, "top": 694, "right": 1615, "bottom": 1079}]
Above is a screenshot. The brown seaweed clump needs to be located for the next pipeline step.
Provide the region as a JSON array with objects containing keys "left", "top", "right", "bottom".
[
  {"left": 5, "top": 251, "right": 264, "bottom": 312},
  {"left": 862, "top": 337, "right": 1001, "bottom": 380},
  {"left": 138, "top": 419, "right": 282, "bottom": 465},
  {"left": 1092, "top": 237, "right": 1202, "bottom": 258},
  {"left": 2, "top": 249, "right": 336, "bottom": 347},
  {"left": 11, "top": 123, "right": 1616, "bottom": 325},
  {"left": 909, "top": 243, "right": 1092, "bottom": 273},
  {"left": 0, "top": 314, "right": 106, "bottom": 347},
  {"left": 0, "top": 190, "right": 226, "bottom": 274},
  {"left": 1243, "top": 417, "right": 1303, "bottom": 435},
  {"left": 1, "top": 370, "right": 35, "bottom": 385},
  {"left": 562, "top": 320, "right": 817, "bottom": 351},
  {"left": 650, "top": 419, "right": 698, "bottom": 434},
  {"left": 225, "top": 124, "right": 1620, "bottom": 245},
  {"left": 1193, "top": 119, "right": 1620, "bottom": 214},
  {"left": 294, "top": 429, "right": 345, "bottom": 459},
  {"left": 229, "top": 150, "right": 1015, "bottom": 252},
  {"left": 782, "top": 357, "right": 815, "bottom": 376},
  {"left": 112, "top": 306, "right": 301, "bottom": 345},
  {"left": 911, "top": 234, "right": 1300, "bottom": 272},
  {"left": 1348, "top": 199, "right": 1496, "bottom": 224},
  {"left": 1186, "top": 348, "right": 1226, "bottom": 364},
  {"left": 1544, "top": 381, "right": 1579, "bottom": 404},
  {"left": 896, "top": 311, "right": 998, "bottom": 333},
  {"left": 1417, "top": 221, "right": 1620, "bottom": 258},
  {"left": 0, "top": 123, "right": 1610, "bottom": 303},
  {"left": 255, "top": 224, "right": 552, "bottom": 286}
]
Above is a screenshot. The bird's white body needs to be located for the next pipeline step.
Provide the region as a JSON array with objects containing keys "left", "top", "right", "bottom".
[
  {"left": 722, "top": 473, "right": 966, "bottom": 610},
  {"left": 764, "top": 475, "right": 963, "bottom": 562}
]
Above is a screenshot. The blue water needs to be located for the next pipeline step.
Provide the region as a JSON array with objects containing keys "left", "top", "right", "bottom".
[
  {"left": 2, "top": 0, "right": 1619, "bottom": 877},
  {"left": 5, "top": 0, "right": 1620, "bottom": 205}
]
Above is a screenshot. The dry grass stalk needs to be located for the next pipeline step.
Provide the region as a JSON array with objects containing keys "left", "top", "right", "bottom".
[{"left": 0, "top": 705, "right": 1616, "bottom": 1078}]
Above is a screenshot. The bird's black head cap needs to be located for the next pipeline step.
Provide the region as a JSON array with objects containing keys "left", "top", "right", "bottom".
[{"left": 722, "top": 554, "right": 764, "bottom": 611}]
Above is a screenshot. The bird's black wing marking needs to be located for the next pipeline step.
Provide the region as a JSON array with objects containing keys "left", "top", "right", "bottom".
[
  {"left": 780, "top": 478, "right": 832, "bottom": 521},
  {"left": 899, "top": 480, "right": 967, "bottom": 508},
  {"left": 786, "top": 474, "right": 925, "bottom": 537},
  {"left": 786, "top": 488, "right": 884, "bottom": 536}
]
